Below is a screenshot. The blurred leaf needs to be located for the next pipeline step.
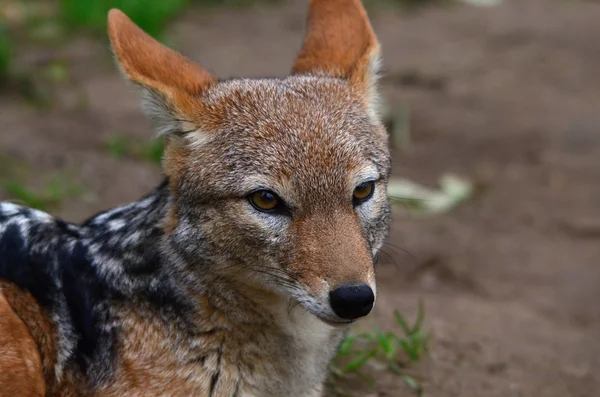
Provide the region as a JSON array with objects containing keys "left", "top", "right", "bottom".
[
  {"left": 105, "top": 136, "right": 129, "bottom": 159},
  {"left": 391, "top": 105, "right": 411, "bottom": 150},
  {"left": 387, "top": 173, "right": 473, "bottom": 216},
  {"left": 460, "top": 0, "right": 501, "bottom": 6},
  {"left": 46, "top": 62, "right": 69, "bottom": 83},
  {"left": 0, "top": 23, "right": 12, "bottom": 79},
  {"left": 1, "top": 173, "right": 84, "bottom": 211},
  {"left": 28, "top": 21, "right": 64, "bottom": 42},
  {"left": 399, "top": 373, "right": 423, "bottom": 396},
  {"left": 2, "top": 181, "right": 51, "bottom": 210},
  {"left": 140, "top": 138, "right": 165, "bottom": 165}
]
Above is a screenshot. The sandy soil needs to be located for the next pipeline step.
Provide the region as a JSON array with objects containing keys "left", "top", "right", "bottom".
[{"left": 1, "top": 0, "right": 598, "bottom": 396}]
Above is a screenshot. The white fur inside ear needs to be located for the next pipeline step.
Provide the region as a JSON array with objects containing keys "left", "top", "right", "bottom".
[
  {"left": 140, "top": 89, "right": 181, "bottom": 137},
  {"left": 139, "top": 88, "right": 212, "bottom": 147},
  {"left": 365, "top": 50, "right": 383, "bottom": 121}
]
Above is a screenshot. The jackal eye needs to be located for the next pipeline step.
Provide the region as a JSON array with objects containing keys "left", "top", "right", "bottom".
[
  {"left": 248, "top": 190, "right": 281, "bottom": 212},
  {"left": 353, "top": 181, "right": 375, "bottom": 205}
]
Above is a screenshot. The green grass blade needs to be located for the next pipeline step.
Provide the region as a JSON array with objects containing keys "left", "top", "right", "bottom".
[
  {"left": 412, "top": 299, "right": 426, "bottom": 333},
  {"left": 2, "top": 181, "right": 49, "bottom": 210},
  {"left": 337, "top": 335, "right": 356, "bottom": 356},
  {"left": 394, "top": 310, "right": 412, "bottom": 335},
  {"left": 342, "top": 348, "right": 377, "bottom": 373}
]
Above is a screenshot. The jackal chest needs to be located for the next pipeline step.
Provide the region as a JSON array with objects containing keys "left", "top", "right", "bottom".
[{"left": 100, "top": 308, "right": 344, "bottom": 397}]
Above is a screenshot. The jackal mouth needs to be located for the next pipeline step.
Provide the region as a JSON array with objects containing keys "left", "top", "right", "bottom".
[{"left": 315, "top": 315, "right": 355, "bottom": 328}]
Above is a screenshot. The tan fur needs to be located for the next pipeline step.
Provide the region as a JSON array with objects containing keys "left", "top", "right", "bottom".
[
  {"left": 1, "top": 1, "right": 389, "bottom": 396},
  {"left": 290, "top": 210, "right": 374, "bottom": 295},
  {"left": 1, "top": 282, "right": 92, "bottom": 397},
  {"left": 0, "top": 285, "right": 46, "bottom": 397}
]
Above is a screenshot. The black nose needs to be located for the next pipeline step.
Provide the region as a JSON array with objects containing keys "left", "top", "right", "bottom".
[{"left": 329, "top": 284, "right": 375, "bottom": 320}]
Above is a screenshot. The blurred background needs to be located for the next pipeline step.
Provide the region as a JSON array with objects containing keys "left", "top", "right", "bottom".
[{"left": 0, "top": 0, "right": 599, "bottom": 396}]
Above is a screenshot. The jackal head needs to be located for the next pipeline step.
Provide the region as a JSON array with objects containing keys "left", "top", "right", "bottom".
[{"left": 108, "top": 0, "right": 391, "bottom": 326}]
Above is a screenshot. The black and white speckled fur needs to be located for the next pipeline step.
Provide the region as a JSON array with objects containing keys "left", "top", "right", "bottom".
[{"left": 0, "top": 180, "right": 185, "bottom": 384}]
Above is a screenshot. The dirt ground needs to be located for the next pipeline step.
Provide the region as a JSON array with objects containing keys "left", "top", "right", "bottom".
[{"left": 1, "top": 0, "right": 599, "bottom": 396}]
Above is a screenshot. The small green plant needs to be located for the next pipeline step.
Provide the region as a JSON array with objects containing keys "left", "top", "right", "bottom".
[
  {"left": 140, "top": 138, "right": 165, "bottom": 165},
  {"left": 105, "top": 136, "right": 129, "bottom": 159},
  {"left": 327, "top": 301, "right": 430, "bottom": 396},
  {"left": 365, "top": 0, "right": 455, "bottom": 12},
  {"left": 59, "top": 0, "right": 189, "bottom": 38},
  {"left": 0, "top": 23, "right": 12, "bottom": 80},
  {"left": 1, "top": 174, "right": 85, "bottom": 211},
  {"left": 103, "top": 136, "right": 164, "bottom": 165},
  {"left": 58, "top": 0, "right": 284, "bottom": 39},
  {"left": 394, "top": 0, "right": 454, "bottom": 6}
]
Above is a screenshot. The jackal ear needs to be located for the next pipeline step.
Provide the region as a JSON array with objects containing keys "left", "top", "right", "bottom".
[
  {"left": 107, "top": 9, "right": 216, "bottom": 135},
  {"left": 291, "top": 0, "right": 381, "bottom": 115}
]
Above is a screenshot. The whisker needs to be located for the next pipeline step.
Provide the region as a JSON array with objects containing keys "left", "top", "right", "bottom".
[
  {"left": 376, "top": 248, "right": 403, "bottom": 273},
  {"left": 219, "top": 262, "right": 299, "bottom": 290},
  {"left": 287, "top": 298, "right": 302, "bottom": 319},
  {"left": 381, "top": 241, "right": 416, "bottom": 263},
  {"left": 387, "top": 196, "right": 429, "bottom": 203},
  {"left": 376, "top": 248, "right": 398, "bottom": 265}
]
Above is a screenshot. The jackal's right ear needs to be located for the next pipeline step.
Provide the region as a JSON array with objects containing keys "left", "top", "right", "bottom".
[
  {"left": 292, "top": 0, "right": 381, "bottom": 116},
  {"left": 107, "top": 9, "right": 216, "bottom": 135}
]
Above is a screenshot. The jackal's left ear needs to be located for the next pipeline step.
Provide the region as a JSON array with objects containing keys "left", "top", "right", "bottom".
[
  {"left": 107, "top": 9, "right": 216, "bottom": 135},
  {"left": 292, "top": 0, "right": 381, "bottom": 116}
]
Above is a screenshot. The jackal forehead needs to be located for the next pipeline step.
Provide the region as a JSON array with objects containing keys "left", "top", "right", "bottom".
[
  {"left": 179, "top": 77, "right": 389, "bottom": 198},
  {"left": 201, "top": 76, "right": 372, "bottom": 132}
]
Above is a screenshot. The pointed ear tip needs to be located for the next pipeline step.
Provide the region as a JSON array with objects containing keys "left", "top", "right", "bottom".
[
  {"left": 107, "top": 8, "right": 125, "bottom": 22},
  {"left": 107, "top": 9, "right": 133, "bottom": 36}
]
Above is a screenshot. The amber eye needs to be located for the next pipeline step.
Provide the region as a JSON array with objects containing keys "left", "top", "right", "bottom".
[
  {"left": 353, "top": 181, "right": 375, "bottom": 204},
  {"left": 248, "top": 190, "right": 280, "bottom": 212}
]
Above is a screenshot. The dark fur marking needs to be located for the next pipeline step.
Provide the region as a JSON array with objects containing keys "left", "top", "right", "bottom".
[
  {"left": 187, "top": 355, "right": 207, "bottom": 366},
  {"left": 55, "top": 219, "right": 82, "bottom": 238},
  {"left": 60, "top": 241, "right": 115, "bottom": 376},
  {"left": 195, "top": 328, "right": 222, "bottom": 337},
  {"left": 208, "top": 347, "right": 223, "bottom": 397},
  {"left": 0, "top": 223, "right": 55, "bottom": 306}
]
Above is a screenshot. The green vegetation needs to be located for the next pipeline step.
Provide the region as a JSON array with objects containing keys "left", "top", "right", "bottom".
[
  {"left": 365, "top": 0, "right": 456, "bottom": 13},
  {"left": 1, "top": 173, "right": 85, "bottom": 211},
  {"left": 104, "top": 136, "right": 164, "bottom": 165},
  {"left": 140, "top": 138, "right": 166, "bottom": 165},
  {"left": 328, "top": 301, "right": 430, "bottom": 396},
  {"left": 0, "top": 23, "right": 12, "bottom": 80},
  {"left": 58, "top": 0, "right": 189, "bottom": 39},
  {"left": 389, "top": 0, "right": 454, "bottom": 7},
  {"left": 0, "top": 154, "right": 84, "bottom": 211},
  {"left": 58, "top": 0, "right": 281, "bottom": 39},
  {"left": 105, "top": 136, "right": 129, "bottom": 159}
]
